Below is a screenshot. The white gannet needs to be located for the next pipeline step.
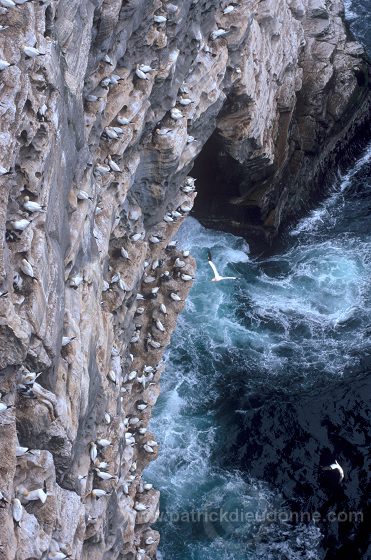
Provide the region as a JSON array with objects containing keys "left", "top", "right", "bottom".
[
  {"left": 143, "top": 444, "right": 154, "bottom": 454},
  {"left": 23, "top": 46, "right": 45, "bottom": 58},
  {"left": 104, "top": 412, "right": 111, "bottom": 424},
  {"left": 134, "top": 502, "right": 147, "bottom": 511},
  {"left": 96, "top": 438, "right": 111, "bottom": 448},
  {"left": 23, "top": 196, "right": 46, "bottom": 213},
  {"left": 210, "top": 29, "right": 228, "bottom": 40},
  {"left": 160, "top": 303, "right": 167, "bottom": 314},
  {"left": 0, "top": 402, "right": 12, "bottom": 412},
  {"left": 48, "top": 552, "right": 70, "bottom": 560},
  {"left": 108, "top": 158, "right": 121, "bottom": 172},
  {"left": 149, "top": 234, "right": 161, "bottom": 244},
  {"left": 117, "top": 115, "right": 131, "bottom": 125},
  {"left": 169, "top": 292, "right": 182, "bottom": 301},
  {"left": 0, "top": 0, "right": 16, "bottom": 8},
  {"left": 223, "top": 5, "right": 235, "bottom": 14},
  {"left": 11, "top": 219, "right": 30, "bottom": 231},
  {"left": 154, "top": 15, "right": 167, "bottom": 23},
  {"left": 104, "top": 127, "right": 119, "bottom": 139},
  {"left": 163, "top": 213, "right": 174, "bottom": 223},
  {"left": 138, "top": 63, "right": 154, "bottom": 73},
  {"left": 138, "top": 427, "right": 147, "bottom": 435},
  {"left": 107, "top": 370, "right": 117, "bottom": 384},
  {"left": 154, "top": 319, "right": 165, "bottom": 332},
  {"left": 0, "top": 165, "right": 11, "bottom": 175},
  {"left": 21, "top": 370, "right": 41, "bottom": 385},
  {"left": 12, "top": 498, "right": 23, "bottom": 525},
  {"left": 180, "top": 203, "right": 192, "bottom": 213},
  {"left": 183, "top": 250, "right": 190, "bottom": 257},
  {"left": 323, "top": 460, "right": 344, "bottom": 482},
  {"left": 130, "top": 232, "right": 142, "bottom": 242},
  {"left": 208, "top": 250, "right": 237, "bottom": 281},
  {"left": 20, "top": 488, "right": 48, "bottom": 503},
  {"left": 178, "top": 98, "right": 193, "bottom": 106},
  {"left": 94, "top": 469, "right": 116, "bottom": 481},
  {"left": 174, "top": 258, "right": 185, "bottom": 268},
  {"left": 143, "top": 275, "right": 156, "bottom": 284},
  {"left": 16, "top": 446, "right": 33, "bottom": 457},
  {"left": 89, "top": 442, "right": 97, "bottom": 463},
  {"left": 180, "top": 273, "right": 193, "bottom": 281},
  {"left": 103, "top": 54, "right": 113, "bottom": 65},
  {"left": 135, "top": 68, "right": 148, "bottom": 80},
  {"left": 77, "top": 190, "right": 92, "bottom": 201},
  {"left": 170, "top": 108, "right": 183, "bottom": 120},
  {"left": 143, "top": 483, "right": 153, "bottom": 491},
  {"left": 146, "top": 537, "right": 156, "bottom": 545},
  {"left": 69, "top": 274, "right": 83, "bottom": 288},
  {"left": 128, "top": 370, "right": 137, "bottom": 381},
  {"left": 91, "top": 488, "right": 109, "bottom": 499},
  {"left": 61, "top": 336, "right": 75, "bottom": 347},
  {"left": 95, "top": 163, "right": 110, "bottom": 174},
  {"left": 0, "top": 58, "right": 13, "bottom": 70},
  {"left": 137, "top": 402, "right": 148, "bottom": 411},
  {"left": 187, "top": 135, "right": 195, "bottom": 144},
  {"left": 135, "top": 307, "right": 145, "bottom": 315},
  {"left": 20, "top": 258, "right": 37, "bottom": 280},
  {"left": 156, "top": 127, "right": 173, "bottom": 136}
]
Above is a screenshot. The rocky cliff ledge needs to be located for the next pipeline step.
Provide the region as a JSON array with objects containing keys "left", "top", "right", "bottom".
[{"left": 0, "top": 0, "right": 369, "bottom": 559}]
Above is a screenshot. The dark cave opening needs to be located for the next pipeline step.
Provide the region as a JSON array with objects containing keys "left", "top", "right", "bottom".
[{"left": 190, "top": 131, "right": 264, "bottom": 234}]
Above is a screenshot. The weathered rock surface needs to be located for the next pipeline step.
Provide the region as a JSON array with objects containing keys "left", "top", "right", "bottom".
[{"left": 0, "top": 0, "right": 368, "bottom": 558}]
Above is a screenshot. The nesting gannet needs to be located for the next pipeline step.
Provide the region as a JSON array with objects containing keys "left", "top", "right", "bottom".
[
  {"left": 61, "top": 336, "right": 75, "bottom": 346},
  {"left": 128, "top": 370, "right": 137, "bottom": 381},
  {"left": 187, "top": 135, "right": 195, "bottom": 144},
  {"left": 95, "top": 461, "right": 109, "bottom": 470},
  {"left": 0, "top": 402, "right": 12, "bottom": 413},
  {"left": 136, "top": 293, "right": 145, "bottom": 300},
  {"left": 323, "top": 460, "right": 344, "bottom": 482},
  {"left": 23, "top": 196, "right": 46, "bottom": 213},
  {"left": 0, "top": 490, "right": 8, "bottom": 504},
  {"left": 223, "top": 5, "right": 235, "bottom": 14},
  {"left": 178, "top": 98, "right": 193, "bottom": 106},
  {"left": 138, "top": 63, "right": 154, "bottom": 73},
  {"left": 208, "top": 250, "right": 237, "bottom": 281},
  {"left": 180, "top": 273, "right": 193, "bottom": 281},
  {"left": 130, "top": 333, "right": 140, "bottom": 344},
  {"left": 163, "top": 213, "right": 174, "bottom": 223},
  {"left": 137, "top": 402, "right": 148, "bottom": 411},
  {"left": 174, "top": 258, "right": 185, "bottom": 268},
  {"left": 143, "top": 275, "right": 156, "bottom": 284},
  {"left": 16, "top": 446, "right": 34, "bottom": 457},
  {"left": 23, "top": 46, "right": 45, "bottom": 58},
  {"left": 85, "top": 94, "right": 100, "bottom": 102},
  {"left": 0, "top": 59, "right": 13, "bottom": 71},
  {"left": 183, "top": 250, "right": 190, "bottom": 257},
  {"left": 94, "top": 469, "right": 116, "bottom": 481},
  {"left": 20, "top": 488, "right": 48, "bottom": 503},
  {"left": 134, "top": 502, "right": 148, "bottom": 511},
  {"left": 0, "top": 25, "right": 9, "bottom": 31},
  {"left": 181, "top": 185, "right": 196, "bottom": 193},
  {"left": 143, "top": 483, "right": 153, "bottom": 491},
  {"left": 97, "top": 438, "right": 111, "bottom": 448},
  {"left": 11, "top": 219, "right": 30, "bottom": 231},
  {"left": 108, "top": 158, "right": 121, "bottom": 172},
  {"left": 160, "top": 271, "right": 171, "bottom": 281},
  {"left": 77, "top": 190, "right": 93, "bottom": 201},
  {"left": 135, "top": 307, "right": 145, "bottom": 316},
  {"left": 12, "top": 498, "right": 23, "bottom": 526},
  {"left": 69, "top": 274, "right": 83, "bottom": 288},
  {"left": 169, "top": 292, "right": 182, "bottom": 301},
  {"left": 107, "top": 370, "right": 117, "bottom": 384},
  {"left": 0, "top": 165, "right": 11, "bottom": 175},
  {"left": 180, "top": 203, "right": 192, "bottom": 213},
  {"left": 210, "top": 29, "right": 228, "bottom": 40},
  {"left": 170, "top": 108, "right": 183, "bottom": 120},
  {"left": 149, "top": 234, "right": 162, "bottom": 244},
  {"left": 89, "top": 442, "right": 97, "bottom": 462},
  {"left": 130, "top": 232, "right": 142, "bottom": 242},
  {"left": 0, "top": 0, "right": 16, "bottom": 8},
  {"left": 104, "top": 127, "right": 119, "bottom": 139},
  {"left": 143, "top": 444, "right": 154, "bottom": 453},
  {"left": 145, "top": 537, "right": 156, "bottom": 545},
  {"left": 95, "top": 163, "right": 110, "bottom": 174},
  {"left": 156, "top": 127, "right": 173, "bottom": 136},
  {"left": 104, "top": 412, "right": 111, "bottom": 424},
  {"left": 20, "top": 258, "right": 37, "bottom": 280},
  {"left": 48, "top": 552, "right": 70, "bottom": 560},
  {"left": 135, "top": 68, "right": 148, "bottom": 80},
  {"left": 138, "top": 427, "right": 147, "bottom": 435},
  {"left": 117, "top": 115, "right": 131, "bottom": 125},
  {"left": 91, "top": 488, "right": 109, "bottom": 499},
  {"left": 160, "top": 303, "right": 167, "bottom": 314},
  {"left": 154, "top": 14, "right": 167, "bottom": 23},
  {"left": 154, "top": 319, "right": 165, "bottom": 332},
  {"left": 21, "top": 370, "right": 41, "bottom": 385}
]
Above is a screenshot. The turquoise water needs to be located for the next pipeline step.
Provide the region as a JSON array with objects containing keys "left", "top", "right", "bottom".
[{"left": 145, "top": 142, "right": 371, "bottom": 559}]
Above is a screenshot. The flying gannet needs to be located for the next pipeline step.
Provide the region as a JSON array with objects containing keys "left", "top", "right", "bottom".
[{"left": 208, "top": 250, "right": 237, "bottom": 282}]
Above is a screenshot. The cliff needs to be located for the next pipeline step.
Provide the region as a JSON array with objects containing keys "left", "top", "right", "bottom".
[{"left": 0, "top": 0, "right": 369, "bottom": 559}]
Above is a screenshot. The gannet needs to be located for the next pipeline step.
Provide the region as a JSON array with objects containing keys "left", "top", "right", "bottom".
[
  {"left": 138, "top": 427, "right": 147, "bottom": 435},
  {"left": 0, "top": 0, "right": 16, "bottom": 8},
  {"left": 21, "top": 370, "right": 41, "bottom": 385},
  {"left": 107, "top": 370, "right": 117, "bottom": 384},
  {"left": 117, "top": 115, "right": 131, "bottom": 125},
  {"left": 170, "top": 108, "right": 183, "bottom": 120},
  {"left": 12, "top": 498, "right": 23, "bottom": 525},
  {"left": 139, "top": 64, "right": 154, "bottom": 73},
  {"left": 77, "top": 190, "right": 92, "bottom": 201},
  {"left": 163, "top": 213, "right": 174, "bottom": 223},
  {"left": 120, "top": 246, "right": 130, "bottom": 260},
  {"left": 160, "top": 303, "right": 167, "bottom": 314},
  {"left": 208, "top": 250, "right": 237, "bottom": 281},
  {"left": 174, "top": 258, "right": 185, "bottom": 268},
  {"left": 23, "top": 46, "right": 45, "bottom": 58},
  {"left": 187, "top": 135, "right": 195, "bottom": 144},
  {"left": 61, "top": 336, "right": 75, "bottom": 346},
  {"left": 134, "top": 502, "right": 147, "bottom": 511},
  {"left": 69, "top": 274, "right": 83, "bottom": 288},
  {"left": 23, "top": 196, "right": 46, "bottom": 213},
  {"left": 323, "top": 460, "right": 344, "bottom": 482},
  {"left": 130, "top": 232, "right": 142, "bottom": 241},
  {"left": 178, "top": 98, "right": 193, "bottom": 106},
  {"left": 108, "top": 158, "right": 121, "bottom": 172},
  {"left": 146, "top": 537, "right": 156, "bottom": 545},
  {"left": 169, "top": 292, "right": 182, "bottom": 301},
  {"left": 0, "top": 402, "right": 12, "bottom": 412},
  {"left": 91, "top": 488, "right": 109, "bottom": 499},
  {"left": 223, "top": 5, "right": 235, "bottom": 14},
  {"left": 143, "top": 444, "right": 154, "bottom": 453},
  {"left": 154, "top": 15, "right": 167, "bottom": 23},
  {"left": 104, "top": 412, "right": 111, "bottom": 424},
  {"left": 16, "top": 446, "right": 34, "bottom": 456},
  {"left": 20, "top": 488, "right": 48, "bottom": 503},
  {"left": 180, "top": 273, "right": 193, "bottom": 281},
  {"left": 97, "top": 438, "right": 111, "bottom": 448},
  {"left": 149, "top": 234, "right": 161, "bottom": 243},
  {"left": 104, "top": 127, "right": 119, "bottom": 139},
  {"left": 210, "top": 29, "right": 228, "bottom": 40},
  {"left": 11, "top": 219, "right": 30, "bottom": 231},
  {"left": 135, "top": 68, "right": 148, "bottom": 80},
  {"left": 156, "top": 128, "right": 173, "bottom": 135},
  {"left": 0, "top": 165, "right": 11, "bottom": 175},
  {"left": 137, "top": 402, "right": 148, "bottom": 411},
  {"left": 89, "top": 442, "right": 97, "bottom": 462},
  {"left": 183, "top": 250, "right": 190, "bottom": 257},
  {"left": 154, "top": 319, "right": 165, "bottom": 332},
  {"left": 20, "top": 258, "right": 37, "bottom": 279},
  {"left": 94, "top": 469, "right": 116, "bottom": 481},
  {"left": 0, "top": 58, "right": 12, "bottom": 71},
  {"left": 95, "top": 163, "right": 110, "bottom": 174},
  {"left": 103, "top": 54, "right": 113, "bottom": 65},
  {"left": 48, "top": 552, "right": 70, "bottom": 560}
]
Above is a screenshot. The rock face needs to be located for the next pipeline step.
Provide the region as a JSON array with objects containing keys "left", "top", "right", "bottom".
[{"left": 0, "top": 0, "right": 368, "bottom": 559}]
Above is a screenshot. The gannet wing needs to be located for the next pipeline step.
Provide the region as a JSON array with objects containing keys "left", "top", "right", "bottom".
[{"left": 207, "top": 251, "right": 220, "bottom": 280}]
